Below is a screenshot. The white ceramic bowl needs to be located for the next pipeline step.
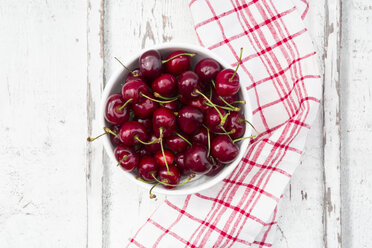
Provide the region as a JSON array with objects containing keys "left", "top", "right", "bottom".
[{"left": 101, "top": 43, "right": 252, "bottom": 196}]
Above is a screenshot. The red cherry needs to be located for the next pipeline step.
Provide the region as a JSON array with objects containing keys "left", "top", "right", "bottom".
[
  {"left": 204, "top": 107, "right": 227, "bottom": 132},
  {"left": 151, "top": 73, "right": 177, "bottom": 97},
  {"left": 158, "top": 165, "right": 181, "bottom": 189},
  {"left": 110, "top": 126, "right": 122, "bottom": 146},
  {"left": 119, "top": 121, "right": 148, "bottom": 146},
  {"left": 152, "top": 107, "right": 177, "bottom": 138},
  {"left": 146, "top": 133, "right": 161, "bottom": 153},
  {"left": 133, "top": 117, "right": 152, "bottom": 130},
  {"left": 105, "top": 94, "right": 130, "bottom": 125},
  {"left": 177, "top": 106, "right": 204, "bottom": 134},
  {"left": 211, "top": 135, "right": 239, "bottom": 164},
  {"left": 174, "top": 153, "right": 190, "bottom": 176},
  {"left": 154, "top": 149, "right": 174, "bottom": 167},
  {"left": 138, "top": 156, "right": 159, "bottom": 182},
  {"left": 195, "top": 58, "right": 221, "bottom": 83},
  {"left": 126, "top": 68, "right": 146, "bottom": 83},
  {"left": 215, "top": 69, "right": 240, "bottom": 97},
  {"left": 166, "top": 133, "right": 189, "bottom": 153},
  {"left": 139, "top": 50, "right": 162, "bottom": 79},
  {"left": 164, "top": 51, "right": 192, "bottom": 75},
  {"left": 132, "top": 94, "right": 158, "bottom": 118},
  {"left": 226, "top": 112, "right": 246, "bottom": 139},
  {"left": 136, "top": 146, "right": 152, "bottom": 157},
  {"left": 191, "top": 126, "right": 210, "bottom": 146},
  {"left": 177, "top": 71, "right": 201, "bottom": 99},
  {"left": 187, "top": 96, "right": 211, "bottom": 113},
  {"left": 205, "top": 161, "right": 225, "bottom": 176},
  {"left": 114, "top": 145, "right": 139, "bottom": 171},
  {"left": 161, "top": 101, "right": 178, "bottom": 111},
  {"left": 184, "top": 144, "right": 212, "bottom": 174},
  {"left": 121, "top": 79, "right": 149, "bottom": 104}
]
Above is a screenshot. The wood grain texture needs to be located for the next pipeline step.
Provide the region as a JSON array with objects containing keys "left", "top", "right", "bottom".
[{"left": 0, "top": 0, "right": 88, "bottom": 247}]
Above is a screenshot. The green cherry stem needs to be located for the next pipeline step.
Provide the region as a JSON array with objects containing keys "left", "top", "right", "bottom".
[
  {"left": 214, "top": 129, "right": 236, "bottom": 136},
  {"left": 87, "top": 127, "right": 117, "bottom": 142},
  {"left": 209, "top": 85, "right": 213, "bottom": 101},
  {"left": 118, "top": 98, "right": 132, "bottom": 111},
  {"left": 238, "top": 119, "right": 259, "bottom": 134},
  {"left": 154, "top": 92, "right": 180, "bottom": 101},
  {"left": 161, "top": 53, "right": 196, "bottom": 63},
  {"left": 114, "top": 57, "right": 138, "bottom": 77},
  {"left": 195, "top": 89, "right": 226, "bottom": 125},
  {"left": 135, "top": 136, "right": 160, "bottom": 145},
  {"left": 211, "top": 79, "right": 216, "bottom": 88},
  {"left": 149, "top": 182, "right": 160, "bottom": 199},
  {"left": 175, "top": 132, "right": 192, "bottom": 146},
  {"left": 140, "top": 93, "right": 178, "bottom": 104},
  {"left": 229, "top": 47, "right": 243, "bottom": 83},
  {"left": 207, "top": 127, "right": 211, "bottom": 157},
  {"left": 204, "top": 102, "right": 240, "bottom": 112},
  {"left": 159, "top": 128, "right": 169, "bottom": 173},
  {"left": 233, "top": 100, "right": 246, "bottom": 104},
  {"left": 151, "top": 173, "right": 196, "bottom": 187},
  {"left": 136, "top": 177, "right": 155, "bottom": 184},
  {"left": 233, "top": 135, "right": 256, "bottom": 143},
  {"left": 219, "top": 96, "right": 237, "bottom": 109},
  {"left": 116, "top": 155, "right": 128, "bottom": 166}
]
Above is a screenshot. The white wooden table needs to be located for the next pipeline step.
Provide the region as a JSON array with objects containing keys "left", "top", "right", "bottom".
[{"left": 1, "top": 0, "right": 371, "bottom": 247}]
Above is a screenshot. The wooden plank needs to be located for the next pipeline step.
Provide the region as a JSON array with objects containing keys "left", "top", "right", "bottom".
[
  {"left": 102, "top": 1, "right": 197, "bottom": 247},
  {"left": 86, "top": 0, "right": 105, "bottom": 247},
  {"left": 276, "top": 1, "right": 326, "bottom": 247},
  {"left": 340, "top": 0, "right": 372, "bottom": 247},
  {"left": 0, "top": 1, "right": 88, "bottom": 247},
  {"left": 322, "top": 0, "right": 343, "bottom": 247}
]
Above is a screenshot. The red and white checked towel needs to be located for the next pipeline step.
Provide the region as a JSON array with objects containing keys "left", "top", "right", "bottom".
[{"left": 127, "top": 0, "right": 321, "bottom": 247}]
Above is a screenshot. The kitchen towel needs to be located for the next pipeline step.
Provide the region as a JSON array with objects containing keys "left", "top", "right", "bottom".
[{"left": 127, "top": 0, "right": 321, "bottom": 247}]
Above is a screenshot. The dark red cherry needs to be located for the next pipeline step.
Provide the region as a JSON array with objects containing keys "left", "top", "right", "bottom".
[
  {"left": 212, "top": 89, "right": 238, "bottom": 106},
  {"left": 215, "top": 68, "right": 240, "bottom": 97},
  {"left": 158, "top": 165, "right": 181, "bottom": 189},
  {"left": 139, "top": 50, "right": 162, "bottom": 79},
  {"left": 205, "top": 161, "right": 225, "bottom": 176},
  {"left": 136, "top": 146, "right": 152, "bottom": 157},
  {"left": 138, "top": 156, "right": 159, "bottom": 182},
  {"left": 133, "top": 117, "right": 152, "bottom": 130},
  {"left": 152, "top": 107, "right": 177, "bottom": 138},
  {"left": 177, "top": 71, "right": 201, "bottom": 99},
  {"left": 126, "top": 68, "right": 146, "bottom": 83},
  {"left": 132, "top": 94, "right": 158, "bottom": 118},
  {"left": 166, "top": 133, "right": 189, "bottom": 153},
  {"left": 204, "top": 107, "right": 227, "bottom": 132},
  {"left": 119, "top": 121, "right": 148, "bottom": 146},
  {"left": 177, "top": 106, "right": 204, "bottom": 134},
  {"left": 191, "top": 126, "right": 210, "bottom": 146},
  {"left": 151, "top": 73, "right": 177, "bottom": 97},
  {"left": 161, "top": 101, "right": 178, "bottom": 111},
  {"left": 114, "top": 145, "right": 139, "bottom": 171},
  {"left": 184, "top": 144, "right": 212, "bottom": 174},
  {"left": 226, "top": 112, "right": 246, "bottom": 139},
  {"left": 211, "top": 135, "right": 239, "bottom": 164},
  {"left": 105, "top": 94, "right": 130, "bottom": 125},
  {"left": 154, "top": 149, "right": 174, "bottom": 167},
  {"left": 174, "top": 153, "right": 190, "bottom": 176},
  {"left": 195, "top": 58, "right": 221, "bottom": 83},
  {"left": 165, "top": 51, "right": 191, "bottom": 75},
  {"left": 146, "top": 133, "right": 161, "bottom": 153},
  {"left": 187, "top": 96, "right": 211, "bottom": 113},
  {"left": 110, "top": 126, "right": 122, "bottom": 146},
  {"left": 121, "top": 79, "right": 149, "bottom": 104}
]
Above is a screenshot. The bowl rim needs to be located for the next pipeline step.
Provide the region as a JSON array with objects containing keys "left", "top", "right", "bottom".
[{"left": 100, "top": 42, "right": 252, "bottom": 196}]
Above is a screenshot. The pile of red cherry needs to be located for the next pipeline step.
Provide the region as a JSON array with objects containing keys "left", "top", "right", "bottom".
[{"left": 89, "top": 48, "right": 254, "bottom": 197}]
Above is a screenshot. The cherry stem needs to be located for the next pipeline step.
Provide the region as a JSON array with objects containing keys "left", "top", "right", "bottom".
[
  {"left": 219, "top": 96, "right": 236, "bottom": 109},
  {"left": 214, "top": 129, "right": 236, "bottom": 135},
  {"left": 233, "top": 100, "right": 246, "bottom": 104},
  {"left": 204, "top": 102, "right": 240, "bottom": 112},
  {"left": 233, "top": 135, "right": 256, "bottom": 143},
  {"left": 118, "top": 98, "right": 132, "bottom": 111},
  {"left": 151, "top": 173, "right": 196, "bottom": 187},
  {"left": 154, "top": 92, "right": 180, "bottom": 101},
  {"left": 135, "top": 136, "right": 160, "bottom": 145},
  {"left": 238, "top": 119, "right": 259, "bottom": 134},
  {"left": 207, "top": 127, "right": 211, "bottom": 157},
  {"left": 209, "top": 155, "right": 216, "bottom": 166},
  {"left": 114, "top": 57, "right": 137, "bottom": 77},
  {"left": 229, "top": 47, "right": 243, "bottom": 83},
  {"left": 211, "top": 80, "right": 216, "bottom": 88},
  {"left": 209, "top": 85, "right": 213, "bottom": 100},
  {"left": 195, "top": 89, "right": 227, "bottom": 125},
  {"left": 159, "top": 128, "right": 169, "bottom": 173},
  {"left": 136, "top": 177, "right": 155, "bottom": 184},
  {"left": 116, "top": 155, "right": 128, "bottom": 166},
  {"left": 87, "top": 127, "right": 117, "bottom": 142},
  {"left": 140, "top": 93, "right": 178, "bottom": 104},
  {"left": 175, "top": 132, "right": 192, "bottom": 146},
  {"left": 149, "top": 182, "right": 160, "bottom": 199},
  {"left": 161, "top": 53, "right": 196, "bottom": 63}
]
